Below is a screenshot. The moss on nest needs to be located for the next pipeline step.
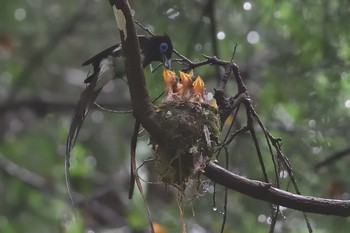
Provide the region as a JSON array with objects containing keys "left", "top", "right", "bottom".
[{"left": 153, "top": 101, "right": 221, "bottom": 186}]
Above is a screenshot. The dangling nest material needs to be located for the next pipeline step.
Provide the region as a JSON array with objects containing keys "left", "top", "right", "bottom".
[{"left": 153, "top": 101, "right": 221, "bottom": 187}]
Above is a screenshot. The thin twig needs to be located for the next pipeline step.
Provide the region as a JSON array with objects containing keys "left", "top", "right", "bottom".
[{"left": 219, "top": 147, "right": 229, "bottom": 233}]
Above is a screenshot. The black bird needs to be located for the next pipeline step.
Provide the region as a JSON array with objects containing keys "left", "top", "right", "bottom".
[
  {"left": 68, "top": 34, "right": 172, "bottom": 150},
  {"left": 66, "top": 35, "right": 173, "bottom": 207},
  {"left": 82, "top": 35, "right": 173, "bottom": 84}
]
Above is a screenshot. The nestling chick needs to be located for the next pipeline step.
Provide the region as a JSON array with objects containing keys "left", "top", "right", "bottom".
[
  {"left": 178, "top": 70, "right": 193, "bottom": 100},
  {"left": 162, "top": 68, "right": 180, "bottom": 102},
  {"left": 189, "top": 76, "right": 205, "bottom": 103}
]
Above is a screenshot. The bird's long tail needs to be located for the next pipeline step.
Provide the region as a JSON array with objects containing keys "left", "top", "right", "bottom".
[{"left": 65, "top": 84, "right": 102, "bottom": 209}]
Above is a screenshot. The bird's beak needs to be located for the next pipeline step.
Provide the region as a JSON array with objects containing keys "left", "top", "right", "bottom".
[{"left": 162, "top": 54, "right": 171, "bottom": 69}]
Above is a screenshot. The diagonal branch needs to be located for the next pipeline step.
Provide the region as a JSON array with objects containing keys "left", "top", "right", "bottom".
[
  {"left": 314, "top": 147, "right": 350, "bottom": 170},
  {"left": 204, "top": 161, "right": 350, "bottom": 217},
  {"left": 108, "top": 0, "right": 168, "bottom": 145},
  {"left": 7, "top": 0, "right": 92, "bottom": 103}
]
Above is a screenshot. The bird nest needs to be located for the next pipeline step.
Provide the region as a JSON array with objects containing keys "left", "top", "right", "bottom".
[{"left": 153, "top": 101, "right": 221, "bottom": 187}]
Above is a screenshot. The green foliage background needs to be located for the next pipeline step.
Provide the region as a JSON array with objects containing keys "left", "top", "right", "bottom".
[{"left": 1, "top": 0, "right": 350, "bottom": 232}]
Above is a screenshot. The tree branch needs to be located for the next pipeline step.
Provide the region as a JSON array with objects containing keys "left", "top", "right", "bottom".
[
  {"left": 204, "top": 161, "right": 350, "bottom": 217},
  {"left": 0, "top": 98, "right": 132, "bottom": 115},
  {"left": 6, "top": 0, "right": 92, "bottom": 103},
  {"left": 314, "top": 147, "right": 350, "bottom": 171},
  {"left": 0, "top": 154, "right": 129, "bottom": 226},
  {"left": 108, "top": 0, "right": 168, "bottom": 145},
  {"left": 0, "top": 155, "right": 49, "bottom": 192}
]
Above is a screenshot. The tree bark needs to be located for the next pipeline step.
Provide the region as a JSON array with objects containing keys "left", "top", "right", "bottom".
[
  {"left": 204, "top": 161, "right": 350, "bottom": 217},
  {"left": 108, "top": 0, "right": 168, "bottom": 145}
]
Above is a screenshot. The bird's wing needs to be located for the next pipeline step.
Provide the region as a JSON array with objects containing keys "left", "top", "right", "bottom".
[
  {"left": 82, "top": 43, "right": 122, "bottom": 66},
  {"left": 83, "top": 43, "right": 124, "bottom": 83}
]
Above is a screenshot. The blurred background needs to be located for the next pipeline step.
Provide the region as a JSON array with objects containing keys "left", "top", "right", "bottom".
[{"left": 1, "top": 0, "right": 350, "bottom": 232}]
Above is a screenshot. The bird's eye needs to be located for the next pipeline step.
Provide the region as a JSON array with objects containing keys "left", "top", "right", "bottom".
[{"left": 159, "top": 42, "right": 168, "bottom": 53}]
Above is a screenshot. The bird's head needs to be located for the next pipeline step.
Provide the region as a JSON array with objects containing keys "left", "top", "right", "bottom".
[{"left": 146, "top": 34, "right": 173, "bottom": 68}]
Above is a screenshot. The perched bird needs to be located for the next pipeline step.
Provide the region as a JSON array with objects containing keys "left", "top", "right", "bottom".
[
  {"left": 66, "top": 35, "right": 173, "bottom": 206},
  {"left": 67, "top": 34, "right": 173, "bottom": 152},
  {"left": 82, "top": 35, "right": 172, "bottom": 84}
]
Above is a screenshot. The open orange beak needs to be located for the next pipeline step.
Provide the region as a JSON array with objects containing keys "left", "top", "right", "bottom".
[
  {"left": 162, "top": 68, "right": 176, "bottom": 89},
  {"left": 162, "top": 68, "right": 178, "bottom": 102},
  {"left": 178, "top": 70, "right": 193, "bottom": 99},
  {"left": 190, "top": 76, "right": 205, "bottom": 103}
]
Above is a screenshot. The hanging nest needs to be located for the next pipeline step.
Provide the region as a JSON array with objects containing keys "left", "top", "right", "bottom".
[{"left": 153, "top": 101, "right": 221, "bottom": 187}]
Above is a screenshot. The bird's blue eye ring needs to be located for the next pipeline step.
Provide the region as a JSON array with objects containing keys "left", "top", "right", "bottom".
[{"left": 159, "top": 42, "right": 168, "bottom": 53}]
